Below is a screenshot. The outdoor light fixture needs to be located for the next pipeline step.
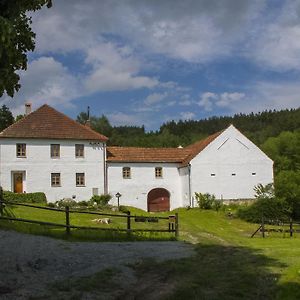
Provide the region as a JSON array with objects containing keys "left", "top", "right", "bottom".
[{"left": 115, "top": 192, "right": 122, "bottom": 210}]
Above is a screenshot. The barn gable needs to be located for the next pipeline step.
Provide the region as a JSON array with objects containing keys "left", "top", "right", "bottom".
[{"left": 189, "top": 125, "right": 273, "bottom": 200}]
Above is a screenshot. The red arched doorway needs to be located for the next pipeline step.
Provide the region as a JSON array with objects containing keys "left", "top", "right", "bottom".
[{"left": 147, "top": 188, "right": 170, "bottom": 212}]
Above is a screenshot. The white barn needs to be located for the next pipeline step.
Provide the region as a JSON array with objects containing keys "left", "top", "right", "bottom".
[{"left": 0, "top": 104, "right": 273, "bottom": 211}]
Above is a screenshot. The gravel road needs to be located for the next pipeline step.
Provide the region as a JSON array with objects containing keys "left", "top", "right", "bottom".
[{"left": 0, "top": 230, "right": 194, "bottom": 299}]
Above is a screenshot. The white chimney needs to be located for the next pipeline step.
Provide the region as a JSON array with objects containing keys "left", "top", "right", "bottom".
[{"left": 25, "top": 102, "right": 32, "bottom": 115}]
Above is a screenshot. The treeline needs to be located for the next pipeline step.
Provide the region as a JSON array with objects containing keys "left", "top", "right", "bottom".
[{"left": 76, "top": 107, "right": 300, "bottom": 147}]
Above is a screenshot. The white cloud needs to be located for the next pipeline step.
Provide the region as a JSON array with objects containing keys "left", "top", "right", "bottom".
[
  {"left": 198, "top": 92, "right": 218, "bottom": 111},
  {"left": 1, "top": 57, "right": 80, "bottom": 115},
  {"left": 198, "top": 92, "right": 245, "bottom": 112},
  {"left": 144, "top": 92, "right": 168, "bottom": 105},
  {"left": 31, "top": 0, "right": 265, "bottom": 63},
  {"left": 180, "top": 111, "right": 195, "bottom": 120},
  {"left": 216, "top": 92, "right": 245, "bottom": 107},
  {"left": 250, "top": 1, "right": 300, "bottom": 71},
  {"left": 84, "top": 42, "right": 158, "bottom": 92}
]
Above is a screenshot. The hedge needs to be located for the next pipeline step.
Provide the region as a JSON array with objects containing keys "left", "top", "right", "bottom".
[{"left": 3, "top": 191, "right": 47, "bottom": 204}]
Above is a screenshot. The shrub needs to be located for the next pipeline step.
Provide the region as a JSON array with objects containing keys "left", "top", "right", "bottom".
[
  {"left": 195, "top": 192, "right": 222, "bottom": 211},
  {"left": 3, "top": 191, "right": 47, "bottom": 204},
  {"left": 47, "top": 202, "right": 55, "bottom": 208},
  {"left": 55, "top": 198, "right": 77, "bottom": 208},
  {"left": 90, "top": 194, "right": 111, "bottom": 207},
  {"left": 77, "top": 200, "right": 89, "bottom": 207},
  {"left": 237, "top": 198, "right": 290, "bottom": 223},
  {"left": 119, "top": 205, "right": 129, "bottom": 213}
]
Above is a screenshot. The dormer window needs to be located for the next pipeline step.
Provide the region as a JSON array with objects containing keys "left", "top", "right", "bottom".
[{"left": 51, "top": 144, "right": 60, "bottom": 158}]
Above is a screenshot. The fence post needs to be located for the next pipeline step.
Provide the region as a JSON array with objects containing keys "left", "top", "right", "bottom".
[
  {"left": 65, "top": 206, "right": 70, "bottom": 235},
  {"left": 175, "top": 213, "right": 179, "bottom": 238},
  {"left": 126, "top": 211, "right": 131, "bottom": 237},
  {"left": 290, "top": 218, "right": 293, "bottom": 237},
  {"left": 261, "top": 215, "right": 265, "bottom": 238},
  {"left": 0, "top": 187, "right": 3, "bottom": 217}
]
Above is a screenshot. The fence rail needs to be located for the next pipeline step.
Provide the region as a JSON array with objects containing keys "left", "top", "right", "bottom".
[
  {"left": 251, "top": 216, "right": 300, "bottom": 238},
  {"left": 0, "top": 197, "right": 179, "bottom": 237}
]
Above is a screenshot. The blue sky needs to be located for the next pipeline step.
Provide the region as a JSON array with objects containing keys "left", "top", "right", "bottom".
[{"left": 1, "top": 0, "right": 300, "bottom": 130}]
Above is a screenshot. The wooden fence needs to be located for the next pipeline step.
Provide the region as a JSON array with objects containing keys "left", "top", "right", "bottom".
[
  {"left": 251, "top": 216, "right": 300, "bottom": 238},
  {"left": 0, "top": 198, "right": 179, "bottom": 238}
]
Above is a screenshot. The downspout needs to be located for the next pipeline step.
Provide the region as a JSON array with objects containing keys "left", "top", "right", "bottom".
[
  {"left": 188, "top": 163, "right": 192, "bottom": 208},
  {"left": 103, "top": 143, "right": 108, "bottom": 194}
]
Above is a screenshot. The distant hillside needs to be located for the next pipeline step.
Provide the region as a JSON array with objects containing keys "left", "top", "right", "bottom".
[
  {"left": 76, "top": 107, "right": 300, "bottom": 148},
  {"left": 159, "top": 108, "right": 300, "bottom": 146}
]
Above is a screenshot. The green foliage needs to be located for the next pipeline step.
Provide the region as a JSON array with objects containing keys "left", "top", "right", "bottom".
[
  {"left": 254, "top": 183, "right": 275, "bottom": 199},
  {"left": 3, "top": 190, "right": 47, "bottom": 203},
  {"left": 90, "top": 194, "right": 111, "bottom": 207},
  {"left": 237, "top": 183, "right": 290, "bottom": 223},
  {"left": 0, "top": 0, "right": 52, "bottom": 97},
  {"left": 262, "top": 131, "right": 300, "bottom": 174},
  {"left": 0, "top": 105, "right": 14, "bottom": 131},
  {"left": 195, "top": 192, "right": 222, "bottom": 211},
  {"left": 237, "top": 198, "right": 290, "bottom": 223},
  {"left": 55, "top": 198, "right": 77, "bottom": 208},
  {"left": 275, "top": 170, "right": 300, "bottom": 219},
  {"left": 119, "top": 205, "right": 129, "bottom": 213},
  {"left": 77, "top": 108, "right": 300, "bottom": 148}
]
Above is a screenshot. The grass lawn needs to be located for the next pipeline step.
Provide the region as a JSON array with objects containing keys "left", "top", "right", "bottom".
[{"left": 1, "top": 204, "right": 300, "bottom": 299}]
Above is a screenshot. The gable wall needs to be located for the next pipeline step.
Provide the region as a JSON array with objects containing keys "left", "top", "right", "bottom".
[
  {"left": 190, "top": 126, "right": 273, "bottom": 201},
  {"left": 0, "top": 138, "right": 105, "bottom": 202}
]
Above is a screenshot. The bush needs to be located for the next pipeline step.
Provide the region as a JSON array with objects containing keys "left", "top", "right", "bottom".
[
  {"left": 3, "top": 191, "right": 47, "bottom": 204},
  {"left": 237, "top": 198, "right": 290, "bottom": 223},
  {"left": 90, "top": 194, "right": 111, "bottom": 207},
  {"left": 55, "top": 198, "right": 77, "bottom": 208},
  {"left": 195, "top": 192, "right": 222, "bottom": 211},
  {"left": 119, "top": 205, "right": 129, "bottom": 213}
]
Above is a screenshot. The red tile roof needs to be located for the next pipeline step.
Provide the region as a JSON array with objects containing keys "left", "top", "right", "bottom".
[
  {"left": 0, "top": 104, "right": 108, "bottom": 141},
  {"left": 107, "top": 130, "right": 223, "bottom": 164},
  {"left": 107, "top": 146, "right": 191, "bottom": 163}
]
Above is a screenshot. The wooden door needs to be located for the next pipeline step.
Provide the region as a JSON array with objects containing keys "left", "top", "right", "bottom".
[
  {"left": 13, "top": 173, "right": 23, "bottom": 193},
  {"left": 147, "top": 188, "right": 170, "bottom": 212}
]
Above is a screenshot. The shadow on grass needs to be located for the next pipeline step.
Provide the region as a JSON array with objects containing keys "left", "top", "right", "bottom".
[
  {"left": 125, "top": 243, "right": 300, "bottom": 300},
  {"left": 0, "top": 220, "right": 175, "bottom": 242}
]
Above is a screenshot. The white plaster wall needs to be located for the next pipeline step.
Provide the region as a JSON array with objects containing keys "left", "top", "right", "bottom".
[
  {"left": 179, "top": 166, "right": 190, "bottom": 207},
  {"left": 0, "top": 139, "right": 105, "bottom": 202},
  {"left": 190, "top": 125, "right": 273, "bottom": 201},
  {"left": 107, "top": 162, "right": 183, "bottom": 211}
]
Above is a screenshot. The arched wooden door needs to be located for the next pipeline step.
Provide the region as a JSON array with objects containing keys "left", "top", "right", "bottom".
[{"left": 147, "top": 188, "right": 170, "bottom": 212}]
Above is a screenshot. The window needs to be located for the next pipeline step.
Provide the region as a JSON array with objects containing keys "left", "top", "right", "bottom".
[
  {"left": 76, "top": 173, "right": 85, "bottom": 186},
  {"left": 211, "top": 173, "right": 216, "bottom": 177},
  {"left": 75, "top": 144, "right": 84, "bottom": 158},
  {"left": 232, "top": 173, "right": 236, "bottom": 176},
  {"left": 16, "top": 143, "right": 26, "bottom": 157},
  {"left": 252, "top": 172, "right": 256, "bottom": 176},
  {"left": 51, "top": 144, "right": 60, "bottom": 158},
  {"left": 122, "top": 167, "right": 131, "bottom": 179},
  {"left": 155, "top": 167, "right": 163, "bottom": 178},
  {"left": 51, "top": 173, "right": 61, "bottom": 187}
]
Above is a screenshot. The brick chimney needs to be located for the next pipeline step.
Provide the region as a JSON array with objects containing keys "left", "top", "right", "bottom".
[{"left": 25, "top": 102, "right": 32, "bottom": 115}]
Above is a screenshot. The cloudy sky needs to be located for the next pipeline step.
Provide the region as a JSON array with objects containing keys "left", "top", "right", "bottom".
[{"left": 1, "top": 0, "right": 300, "bottom": 130}]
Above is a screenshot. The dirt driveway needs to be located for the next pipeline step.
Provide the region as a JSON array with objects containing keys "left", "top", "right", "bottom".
[{"left": 0, "top": 230, "right": 194, "bottom": 299}]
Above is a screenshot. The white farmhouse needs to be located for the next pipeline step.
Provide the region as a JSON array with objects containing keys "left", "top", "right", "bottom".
[
  {"left": 0, "top": 104, "right": 108, "bottom": 202},
  {"left": 0, "top": 104, "right": 273, "bottom": 211}
]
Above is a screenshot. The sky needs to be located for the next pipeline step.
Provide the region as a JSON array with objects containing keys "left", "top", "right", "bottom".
[{"left": 1, "top": 0, "right": 300, "bottom": 130}]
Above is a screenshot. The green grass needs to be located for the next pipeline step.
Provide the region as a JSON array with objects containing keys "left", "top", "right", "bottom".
[
  {"left": 2, "top": 204, "right": 300, "bottom": 298},
  {"left": 0, "top": 204, "right": 175, "bottom": 241}
]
